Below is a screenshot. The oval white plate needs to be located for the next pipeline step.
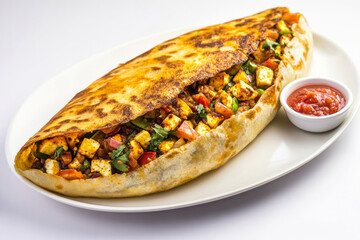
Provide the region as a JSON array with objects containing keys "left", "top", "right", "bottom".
[{"left": 5, "top": 31, "right": 360, "bottom": 212}]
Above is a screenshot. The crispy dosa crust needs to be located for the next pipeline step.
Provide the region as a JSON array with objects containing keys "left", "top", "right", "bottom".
[{"left": 15, "top": 8, "right": 313, "bottom": 197}]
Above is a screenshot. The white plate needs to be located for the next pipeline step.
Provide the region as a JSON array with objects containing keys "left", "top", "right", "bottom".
[{"left": 5, "top": 31, "right": 360, "bottom": 212}]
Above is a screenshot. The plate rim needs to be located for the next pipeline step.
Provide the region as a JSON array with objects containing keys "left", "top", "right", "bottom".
[{"left": 5, "top": 31, "right": 360, "bottom": 212}]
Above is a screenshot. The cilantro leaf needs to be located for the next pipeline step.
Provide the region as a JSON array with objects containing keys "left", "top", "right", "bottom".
[
  {"left": 262, "top": 40, "right": 280, "bottom": 51},
  {"left": 111, "top": 146, "right": 130, "bottom": 172},
  {"left": 197, "top": 104, "right": 207, "bottom": 121},
  {"left": 242, "top": 60, "right": 258, "bottom": 74},
  {"left": 131, "top": 116, "right": 150, "bottom": 130},
  {"left": 53, "top": 146, "right": 65, "bottom": 158},
  {"left": 232, "top": 97, "right": 239, "bottom": 114},
  {"left": 149, "top": 124, "right": 172, "bottom": 150},
  {"left": 112, "top": 159, "right": 129, "bottom": 172},
  {"left": 111, "top": 145, "right": 126, "bottom": 161}
]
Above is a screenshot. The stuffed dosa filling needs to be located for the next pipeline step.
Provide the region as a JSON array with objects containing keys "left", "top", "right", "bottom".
[{"left": 29, "top": 15, "right": 300, "bottom": 180}]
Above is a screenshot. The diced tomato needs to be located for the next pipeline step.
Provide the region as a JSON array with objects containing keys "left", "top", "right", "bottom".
[
  {"left": 282, "top": 12, "right": 301, "bottom": 24},
  {"left": 198, "top": 95, "right": 210, "bottom": 108},
  {"left": 263, "top": 59, "right": 279, "bottom": 70},
  {"left": 139, "top": 152, "right": 157, "bottom": 166},
  {"left": 193, "top": 93, "right": 210, "bottom": 108},
  {"left": 60, "top": 151, "right": 72, "bottom": 165},
  {"left": 57, "top": 169, "right": 85, "bottom": 180},
  {"left": 214, "top": 102, "right": 233, "bottom": 118},
  {"left": 176, "top": 121, "right": 199, "bottom": 141},
  {"left": 104, "top": 126, "right": 120, "bottom": 137}
]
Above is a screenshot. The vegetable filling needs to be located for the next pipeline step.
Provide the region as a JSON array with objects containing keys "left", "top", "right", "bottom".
[{"left": 30, "top": 15, "right": 299, "bottom": 180}]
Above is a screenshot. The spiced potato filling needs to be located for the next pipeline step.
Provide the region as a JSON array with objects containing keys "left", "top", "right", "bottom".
[{"left": 30, "top": 15, "right": 300, "bottom": 180}]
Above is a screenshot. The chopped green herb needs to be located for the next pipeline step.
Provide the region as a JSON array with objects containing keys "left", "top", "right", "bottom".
[
  {"left": 149, "top": 124, "right": 172, "bottom": 150},
  {"left": 53, "top": 146, "right": 65, "bottom": 158},
  {"left": 210, "top": 100, "right": 215, "bottom": 111},
  {"left": 82, "top": 159, "right": 90, "bottom": 170},
  {"left": 242, "top": 60, "right": 258, "bottom": 74},
  {"left": 232, "top": 97, "right": 239, "bottom": 114},
  {"left": 223, "top": 81, "right": 235, "bottom": 91},
  {"left": 197, "top": 104, "right": 207, "bottom": 121},
  {"left": 111, "top": 145, "right": 130, "bottom": 172},
  {"left": 34, "top": 151, "right": 49, "bottom": 160},
  {"left": 279, "top": 30, "right": 293, "bottom": 36},
  {"left": 257, "top": 88, "right": 265, "bottom": 95},
  {"left": 131, "top": 116, "right": 150, "bottom": 130},
  {"left": 111, "top": 145, "right": 126, "bottom": 161},
  {"left": 262, "top": 40, "right": 280, "bottom": 51},
  {"left": 112, "top": 159, "right": 129, "bottom": 172}
]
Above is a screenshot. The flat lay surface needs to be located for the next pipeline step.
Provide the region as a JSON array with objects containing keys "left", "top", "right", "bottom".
[{"left": 1, "top": 0, "right": 360, "bottom": 239}]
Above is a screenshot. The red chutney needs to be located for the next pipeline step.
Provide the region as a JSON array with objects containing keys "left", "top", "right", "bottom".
[{"left": 287, "top": 85, "right": 346, "bottom": 116}]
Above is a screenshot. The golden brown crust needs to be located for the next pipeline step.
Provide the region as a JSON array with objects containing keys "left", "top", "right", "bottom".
[{"left": 14, "top": 8, "right": 313, "bottom": 197}]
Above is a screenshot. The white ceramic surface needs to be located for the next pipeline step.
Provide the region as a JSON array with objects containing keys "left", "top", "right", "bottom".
[
  {"left": 5, "top": 31, "right": 360, "bottom": 212},
  {"left": 280, "top": 77, "right": 353, "bottom": 132}
]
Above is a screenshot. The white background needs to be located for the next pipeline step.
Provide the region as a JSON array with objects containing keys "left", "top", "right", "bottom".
[{"left": 1, "top": 0, "right": 360, "bottom": 239}]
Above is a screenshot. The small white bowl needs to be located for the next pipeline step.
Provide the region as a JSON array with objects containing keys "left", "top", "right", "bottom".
[{"left": 280, "top": 77, "right": 353, "bottom": 132}]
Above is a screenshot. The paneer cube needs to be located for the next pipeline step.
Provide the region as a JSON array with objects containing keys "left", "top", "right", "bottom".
[
  {"left": 129, "top": 140, "right": 144, "bottom": 161},
  {"left": 68, "top": 158, "right": 82, "bottom": 169},
  {"left": 44, "top": 159, "right": 60, "bottom": 175},
  {"left": 172, "top": 138, "right": 186, "bottom": 149},
  {"left": 195, "top": 122, "right": 211, "bottom": 135},
  {"left": 78, "top": 138, "right": 100, "bottom": 158},
  {"left": 185, "top": 120, "right": 194, "bottom": 129},
  {"left": 219, "top": 91, "right": 233, "bottom": 109},
  {"left": 161, "top": 114, "right": 182, "bottom": 130},
  {"left": 158, "top": 139, "right": 176, "bottom": 154},
  {"left": 176, "top": 98, "right": 193, "bottom": 119},
  {"left": 134, "top": 130, "right": 151, "bottom": 149},
  {"left": 209, "top": 72, "right": 230, "bottom": 89},
  {"left": 233, "top": 70, "right": 249, "bottom": 84},
  {"left": 65, "top": 133, "right": 81, "bottom": 151},
  {"left": 276, "top": 20, "right": 290, "bottom": 32},
  {"left": 91, "top": 159, "right": 112, "bottom": 177},
  {"left": 230, "top": 81, "right": 258, "bottom": 100},
  {"left": 256, "top": 66, "right": 274, "bottom": 88},
  {"left": 39, "top": 136, "right": 68, "bottom": 155},
  {"left": 205, "top": 113, "right": 224, "bottom": 129},
  {"left": 209, "top": 90, "right": 217, "bottom": 100}
]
